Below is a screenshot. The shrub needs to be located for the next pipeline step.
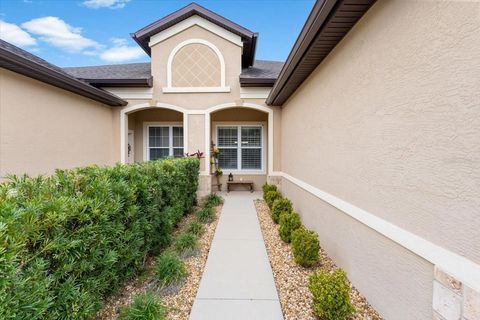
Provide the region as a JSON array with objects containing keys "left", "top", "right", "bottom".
[
  {"left": 262, "top": 183, "right": 277, "bottom": 199},
  {"left": 185, "top": 221, "right": 205, "bottom": 237},
  {"left": 119, "top": 292, "right": 167, "bottom": 320},
  {"left": 204, "top": 193, "right": 223, "bottom": 207},
  {"left": 0, "top": 158, "right": 199, "bottom": 319},
  {"left": 279, "top": 211, "right": 302, "bottom": 243},
  {"left": 173, "top": 232, "right": 198, "bottom": 256},
  {"left": 271, "top": 198, "right": 293, "bottom": 224},
  {"left": 265, "top": 190, "right": 282, "bottom": 209},
  {"left": 291, "top": 228, "right": 320, "bottom": 267},
  {"left": 155, "top": 252, "right": 187, "bottom": 288},
  {"left": 308, "top": 269, "right": 355, "bottom": 320},
  {"left": 196, "top": 205, "right": 215, "bottom": 223}
]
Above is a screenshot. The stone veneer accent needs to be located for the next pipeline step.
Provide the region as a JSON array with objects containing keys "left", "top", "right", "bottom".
[{"left": 433, "top": 267, "right": 480, "bottom": 320}]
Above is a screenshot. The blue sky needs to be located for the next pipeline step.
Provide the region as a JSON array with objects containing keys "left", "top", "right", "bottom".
[{"left": 0, "top": 0, "right": 314, "bottom": 67}]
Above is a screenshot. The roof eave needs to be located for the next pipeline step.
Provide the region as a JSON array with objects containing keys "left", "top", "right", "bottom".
[
  {"left": 239, "top": 77, "right": 276, "bottom": 87},
  {"left": 0, "top": 47, "right": 127, "bottom": 107},
  {"left": 131, "top": 2, "right": 257, "bottom": 67},
  {"left": 84, "top": 77, "right": 153, "bottom": 88},
  {"left": 266, "top": 0, "right": 376, "bottom": 106}
]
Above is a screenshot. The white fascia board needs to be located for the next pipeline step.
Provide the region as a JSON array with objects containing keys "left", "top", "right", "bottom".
[
  {"left": 240, "top": 87, "right": 272, "bottom": 99},
  {"left": 103, "top": 87, "right": 153, "bottom": 99},
  {"left": 162, "top": 86, "right": 230, "bottom": 93}
]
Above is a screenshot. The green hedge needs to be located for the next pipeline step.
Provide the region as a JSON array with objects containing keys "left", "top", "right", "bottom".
[{"left": 0, "top": 158, "right": 199, "bottom": 319}]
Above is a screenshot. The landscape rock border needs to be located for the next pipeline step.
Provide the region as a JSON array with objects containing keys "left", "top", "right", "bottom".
[{"left": 255, "top": 199, "right": 382, "bottom": 320}]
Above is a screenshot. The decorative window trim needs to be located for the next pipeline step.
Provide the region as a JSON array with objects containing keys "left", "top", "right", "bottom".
[
  {"left": 214, "top": 122, "right": 266, "bottom": 175},
  {"left": 143, "top": 122, "right": 184, "bottom": 161},
  {"left": 163, "top": 39, "right": 230, "bottom": 93}
]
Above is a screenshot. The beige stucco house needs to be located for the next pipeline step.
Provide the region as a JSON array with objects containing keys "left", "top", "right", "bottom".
[{"left": 0, "top": 1, "right": 479, "bottom": 319}]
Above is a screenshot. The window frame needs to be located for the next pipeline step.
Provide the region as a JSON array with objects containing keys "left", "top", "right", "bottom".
[
  {"left": 143, "top": 122, "right": 184, "bottom": 161},
  {"left": 215, "top": 123, "right": 266, "bottom": 175}
]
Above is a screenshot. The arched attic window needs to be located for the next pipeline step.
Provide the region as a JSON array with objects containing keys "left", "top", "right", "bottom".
[{"left": 163, "top": 39, "right": 230, "bottom": 93}]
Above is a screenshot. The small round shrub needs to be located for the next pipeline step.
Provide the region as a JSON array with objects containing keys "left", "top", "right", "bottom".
[
  {"left": 186, "top": 221, "right": 205, "bottom": 237},
  {"left": 271, "top": 198, "right": 293, "bottom": 224},
  {"left": 279, "top": 211, "right": 302, "bottom": 243},
  {"left": 308, "top": 269, "right": 355, "bottom": 320},
  {"left": 204, "top": 193, "right": 223, "bottom": 207},
  {"left": 173, "top": 232, "right": 198, "bottom": 256},
  {"left": 196, "top": 205, "right": 215, "bottom": 223},
  {"left": 291, "top": 228, "right": 320, "bottom": 267},
  {"left": 262, "top": 183, "right": 277, "bottom": 199},
  {"left": 119, "top": 292, "right": 166, "bottom": 320},
  {"left": 265, "top": 190, "right": 282, "bottom": 209},
  {"left": 155, "top": 252, "right": 187, "bottom": 288}
]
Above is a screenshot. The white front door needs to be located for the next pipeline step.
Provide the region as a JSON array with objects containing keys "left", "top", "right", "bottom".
[{"left": 128, "top": 130, "right": 134, "bottom": 163}]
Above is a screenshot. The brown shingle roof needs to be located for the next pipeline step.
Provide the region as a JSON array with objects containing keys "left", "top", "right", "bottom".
[
  {"left": 131, "top": 2, "right": 258, "bottom": 68},
  {"left": 63, "top": 63, "right": 152, "bottom": 87},
  {"left": 0, "top": 39, "right": 127, "bottom": 106},
  {"left": 240, "top": 60, "right": 284, "bottom": 87}
]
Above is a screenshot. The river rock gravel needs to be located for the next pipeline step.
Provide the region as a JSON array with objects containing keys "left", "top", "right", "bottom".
[{"left": 254, "top": 199, "right": 382, "bottom": 320}]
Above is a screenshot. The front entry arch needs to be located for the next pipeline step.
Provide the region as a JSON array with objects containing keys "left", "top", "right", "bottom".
[{"left": 120, "top": 102, "right": 188, "bottom": 163}]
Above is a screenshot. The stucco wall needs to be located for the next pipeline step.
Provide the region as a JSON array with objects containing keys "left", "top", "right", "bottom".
[
  {"left": 150, "top": 24, "right": 242, "bottom": 109},
  {"left": 279, "top": 1, "right": 480, "bottom": 318},
  {"left": 109, "top": 19, "right": 282, "bottom": 198},
  {"left": 0, "top": 68, "right": 116, "bottom": 178},
  {"left": 129, "top": 108, "right": 183, "bottom": 162}
]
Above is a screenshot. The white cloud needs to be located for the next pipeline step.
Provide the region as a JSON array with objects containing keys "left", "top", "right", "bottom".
[
  {"left": 21, "top": 16, "right": 102, "bottom": 52},
  {"left": 100, "top": 39, "right": 145, "bottom": 62},
  {"left": 0, "top": 20, "right": 37, "bottom": 47},
  {"left": 83, "top": 0, "right": 130, "bottom": 9}
]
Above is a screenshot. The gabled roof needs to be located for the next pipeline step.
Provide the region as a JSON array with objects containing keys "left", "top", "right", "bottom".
[
  {"left": 63, "top": 63, "right": 152, "bottom": 87},
  {"left": 131, "top": 2, "right": 258, "bottom": 68},
  {"left": 240, "top": 60, "right": 284, "bottom": 87},
  {"left": 267, "top": 0, "right": 376, "bottom": 106},
  {"left": 0, "top": 39, "right": 127, "bottom": 106}
]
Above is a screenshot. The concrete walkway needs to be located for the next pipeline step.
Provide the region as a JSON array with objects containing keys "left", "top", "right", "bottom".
[{"left": 189, "top": 192, "right": 284, "bottom": 320}]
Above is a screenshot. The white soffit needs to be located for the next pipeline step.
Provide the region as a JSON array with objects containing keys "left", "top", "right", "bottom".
[
  {"left": 240, "top": 87, "right": 271, "bottom": 99},
  {"left": 149, "top": 15, "right": 243, "bottom": 48},
  {"left": 104, "top": 87, "right": 153, "bottom": 99}
]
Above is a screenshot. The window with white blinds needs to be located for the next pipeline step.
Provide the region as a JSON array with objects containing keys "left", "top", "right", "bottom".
[
  {"left": 217, "top": 125, "right": 263, "bottom": 171},
  {"left": 147, "top": 125, "right": 183, "bottom": 160}
]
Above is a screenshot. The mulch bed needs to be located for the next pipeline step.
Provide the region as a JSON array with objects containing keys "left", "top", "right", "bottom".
[
  {"left": 96, "top": 204, "right": 222, "bottom": 320},
  {"left": 254, "top": 199, "right": 382, "bottom": 320}
]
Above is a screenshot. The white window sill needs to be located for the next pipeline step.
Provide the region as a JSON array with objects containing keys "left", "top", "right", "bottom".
[
  {"left": 162, "top": 86, "right": 231, "bottom": 93},
  {"left": 218, "top": 170, "right": 266, "bottom": 176}
]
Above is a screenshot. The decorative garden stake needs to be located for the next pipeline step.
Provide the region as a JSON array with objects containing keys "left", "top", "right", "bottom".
[{"left": 211, "top": 143, "right": 223, "bottom": 191}]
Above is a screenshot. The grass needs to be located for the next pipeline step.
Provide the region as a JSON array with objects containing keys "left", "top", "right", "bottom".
[
  {"left": 119, "top": 292, "right": 167, "bottom": 320},
  {"left": 196, "top": 205, "right": 215, "bottom": 223},
  {"left": 186, "top": 221, "right": 205, "bottom": 237},
  {"left": 173, "top": 232, "right": 198, "bottom": 256},
  {"left": 204, "top": 193, "right": 223, "bottom": 207},
  {"left": 155, "top": 252, "right": 188, "bottom": 288}
]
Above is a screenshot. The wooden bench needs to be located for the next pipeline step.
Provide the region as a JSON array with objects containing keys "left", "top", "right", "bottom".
[{"left": 227, "top": 180, "right": 254, "bottom": 193}]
